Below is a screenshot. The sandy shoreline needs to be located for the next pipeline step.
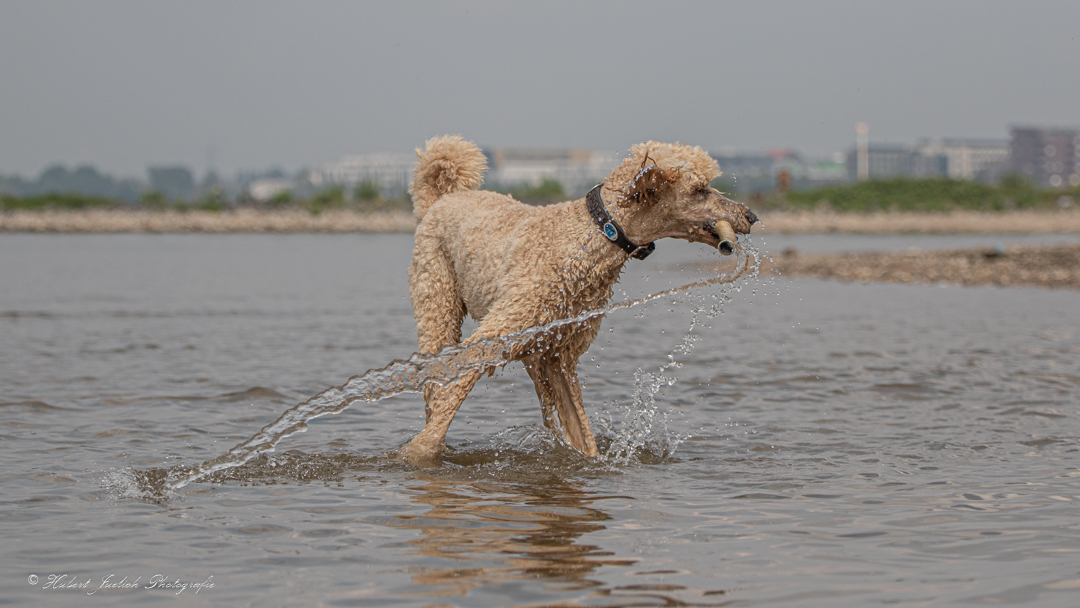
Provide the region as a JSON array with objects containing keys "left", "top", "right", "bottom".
[
  {"left": 755, "top": 209, "right": 1080, "bottom": 234},
  {"left": 2, "top": 208, "right": 1080, "bottom": 234},
  {"left": 764, "top": 243, "right": 1080, "bottom": 290},
  {"left": 0, "top": 208, "right": 418, "bottom": 233}
]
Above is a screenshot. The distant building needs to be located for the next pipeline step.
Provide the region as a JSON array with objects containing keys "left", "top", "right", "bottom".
[
  {"left": 917, "top": 138, "right": 1009, "bottom": 181},
  {"left": 710, "top": 151, "right": 777, "bottom": 193},
  {"left": 308, "top": 149, "right": 622, "bottom": 200},
  {"left": 308, "top": 153, "right": 415, "bottom": 198},
  {"left": 844, "top": 144, "right": 947, "bottom": 181},
  {"left": 1008, "top": 126, "right": 1080, "bottom": 188},
  {"left": 711, "top": 149, "right": 847, "bottom": 194},
  {"left": 484, "top": 148, "right": 621, "bottom": 196},
  {"left": 804, "top": 156, "right": 849, "bottom": 184},
  {"left": 248, "top": 179, "right": 293, "bottom": 201}
]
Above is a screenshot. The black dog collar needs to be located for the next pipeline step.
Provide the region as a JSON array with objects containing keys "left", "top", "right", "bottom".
[{"left": 586, "top": 185, "right": 655, "bottom": 260}]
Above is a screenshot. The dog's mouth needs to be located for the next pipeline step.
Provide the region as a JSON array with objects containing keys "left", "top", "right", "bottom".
[{"left": 703, "top": 221, "right": 738, "bottom": 255}]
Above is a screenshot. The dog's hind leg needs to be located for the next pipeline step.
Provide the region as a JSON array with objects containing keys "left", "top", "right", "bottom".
[
  {"left": 524, "top": 351, "right": 599, "bottom": 457},
  {"left": 408, "top": 239, "right": 466, "bottom": 358},
  {"left": 399, "top": 369, "right": 482, "bottom": 465},
  {"left": 401, "top": 244, "right": 473, "bottom": 464}
]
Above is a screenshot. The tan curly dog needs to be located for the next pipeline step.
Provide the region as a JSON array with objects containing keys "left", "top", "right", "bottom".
[{"left": 399, "top": 135, "right": 757, "bottom": 464}]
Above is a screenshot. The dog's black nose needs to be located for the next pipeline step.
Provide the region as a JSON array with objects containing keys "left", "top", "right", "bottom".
[{"left": 744, "top": 208, "right": 759, "bottom": 226}]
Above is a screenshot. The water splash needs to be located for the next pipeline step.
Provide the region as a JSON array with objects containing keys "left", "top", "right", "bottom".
[
  {"left": 161, "top": 244, "right": 757, "bottom": 493},
  {"left": 592, "top": 327, "right": 695, "bottom": 465},
  {"left": 592, "top": 285, "right": 730, "bottom": 464},
  {"left": 592, "top": 236, "right": 766, "bottom": 465}
]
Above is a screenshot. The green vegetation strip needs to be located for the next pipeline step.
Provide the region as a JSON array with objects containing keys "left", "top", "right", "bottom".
[
  {"left": 783, "top": 177, "right": 1077, "bottom": 213},
  {"left": 2, "top": 193, "right": 115, "bottom": 211},
  {"left": 4, "top": 177, "right": 1078, "bottom": 215}
]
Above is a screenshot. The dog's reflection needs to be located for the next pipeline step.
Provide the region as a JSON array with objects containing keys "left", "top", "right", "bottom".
[{"left": 387, "top": 474, "right": 634, "bottom": 597}]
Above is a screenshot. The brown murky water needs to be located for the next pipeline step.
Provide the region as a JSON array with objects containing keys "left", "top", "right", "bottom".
[{"left": 2, "top": 233, "right": 1079, "bottom": 607}]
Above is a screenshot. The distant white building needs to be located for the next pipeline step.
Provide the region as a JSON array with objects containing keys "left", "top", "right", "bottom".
[
  {"left": 307, "top": 149, "right": 623, "bottom": 200},
  {"left": 309, "top": 153, "right": 415, "bottom": 198},
  {"left": 248, "top": 178, "right": 293, "bottom": 201},
  {"left": 484, "top": 148, "right": 622, "bottom": 196},
  {"left": 918, "top": 138, "right": 1009, "bottom": 180}
]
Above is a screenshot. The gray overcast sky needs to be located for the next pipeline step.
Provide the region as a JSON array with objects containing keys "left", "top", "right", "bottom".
[{"left": 1, "top": 0, "right": 1078, "bottom": 178}]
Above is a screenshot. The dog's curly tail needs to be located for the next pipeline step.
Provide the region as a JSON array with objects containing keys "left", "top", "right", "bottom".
[{"left": 409, "top": 135, "right": 488, "bottom": 221}]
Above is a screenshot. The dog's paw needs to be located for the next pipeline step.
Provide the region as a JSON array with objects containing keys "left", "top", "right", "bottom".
[{"left": 393, "top": 440, "right": 445, "bottom": 469}]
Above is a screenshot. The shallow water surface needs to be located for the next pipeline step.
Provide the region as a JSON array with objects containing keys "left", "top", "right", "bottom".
[{"left": 2, "top": 233, "right": 1079, "bottom": 606}]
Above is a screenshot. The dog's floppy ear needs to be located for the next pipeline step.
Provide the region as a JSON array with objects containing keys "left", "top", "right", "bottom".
[{"left": 618, "top": 162, "right": 678, "bottom": 208}]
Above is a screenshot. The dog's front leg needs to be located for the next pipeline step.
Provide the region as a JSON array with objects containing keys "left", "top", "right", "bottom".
[
  {"left": 524, "top": 353, "right": 599, "bottom": 457},
  {"left": 398, "top": 369, "right": 482, "bottom": 466}
]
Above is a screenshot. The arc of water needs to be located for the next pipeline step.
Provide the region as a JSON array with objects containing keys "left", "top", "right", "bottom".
[{"left": 164, "top": 250, "right": 752, "bottom": 492}]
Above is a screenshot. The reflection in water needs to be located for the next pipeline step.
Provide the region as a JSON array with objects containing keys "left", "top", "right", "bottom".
[{"left": 388, "top": 475, "right": 633, "bottom": 599}]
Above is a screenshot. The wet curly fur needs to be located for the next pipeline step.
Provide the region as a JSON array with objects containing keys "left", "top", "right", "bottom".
[{"left": 399, "top": 135, "right": 756, "bottom": 464}]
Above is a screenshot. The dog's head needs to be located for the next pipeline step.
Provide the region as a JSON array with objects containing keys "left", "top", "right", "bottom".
[{"left": 602, "top": 142, "right": 758, "bottom": 250}]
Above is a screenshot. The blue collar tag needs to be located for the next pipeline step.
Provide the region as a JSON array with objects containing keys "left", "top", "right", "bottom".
[{"left": 602, "top": 222, "right": 618, "bottom": 241}]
